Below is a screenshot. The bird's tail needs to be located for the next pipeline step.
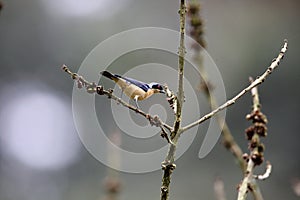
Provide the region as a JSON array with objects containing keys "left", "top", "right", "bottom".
[{"left": 100, "top": 71, "right": 118, "bottom": 81}]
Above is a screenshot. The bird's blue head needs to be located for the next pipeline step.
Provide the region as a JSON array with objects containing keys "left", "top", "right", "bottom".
[{"left": 148, "top": 82, "right": 165, "bottom": 94}]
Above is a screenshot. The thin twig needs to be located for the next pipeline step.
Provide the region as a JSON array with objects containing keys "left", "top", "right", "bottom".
[
  {"left": 221, "top": 122, "right": 246, "bottom": 171},
  {"left": 209, "top": 94, "right": 246, "bottom": 171},
  {"left": 159, "top": 126, "right": 172, "bottom": 144},
  {"left": 181, "top": 40, "right": 288, "bottom": 133},
  {"left": 253, "top": 161, "right": 272, "bottom": 180},
  {"left": 61, "top": 64, "right": 173, "bottom": 140}
]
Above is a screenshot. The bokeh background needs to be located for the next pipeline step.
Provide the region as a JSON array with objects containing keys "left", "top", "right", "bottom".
[{"left": 0, "top": 0, "right": 299, "bottom": 199}]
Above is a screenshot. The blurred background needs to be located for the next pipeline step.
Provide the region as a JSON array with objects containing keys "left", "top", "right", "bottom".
[{"left": 0, "top": 0, "right": 299, "bottom": 199}]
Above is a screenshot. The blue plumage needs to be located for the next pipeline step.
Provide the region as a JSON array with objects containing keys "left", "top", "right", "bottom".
[{"left": 114, "top": 75, "right": 150, "bottom": 92}]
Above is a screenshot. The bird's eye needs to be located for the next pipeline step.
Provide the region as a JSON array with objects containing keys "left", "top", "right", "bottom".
[{"left": 153, "top": 84, "right": 161, "bottom": 89}]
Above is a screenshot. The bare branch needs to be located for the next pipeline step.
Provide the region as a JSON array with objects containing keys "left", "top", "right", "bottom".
[
  {"left": 181, "top": 40, "right": 288, "bottom": 133},
  {"left": 221, "top": 122, "right": 246, "bottom": 171},
  {"left": 238, "top": 158, "right": 256, "bottom": 200},
  {"left": 160, "top": 1, "right": 187, "bottom": 199},
  {"left": 172, "top": 0, "right": 187, "bottom": 137},
  {"left": 238, "top": 74, "right": 271, "bottom": 200}
]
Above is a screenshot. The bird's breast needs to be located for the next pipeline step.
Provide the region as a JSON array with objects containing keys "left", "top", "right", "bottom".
[
  {"left": 115, "top": 78, "right": 154, "bottom": 101},
  {"left": 123, "top": 85, "right": 149, "bottom": 100}
]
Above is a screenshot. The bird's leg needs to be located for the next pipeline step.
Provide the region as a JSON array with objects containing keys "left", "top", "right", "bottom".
[
  {"left": 117, "top": 87, "right": 125, "bottom": 105},
  {"left": 134, "top": 96, "right": 139, "bottom": 109},
  {"left": 120, "top": 89, "right": 123, "bottom": 99}
]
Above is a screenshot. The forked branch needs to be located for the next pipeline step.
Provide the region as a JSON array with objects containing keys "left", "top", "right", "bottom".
[{"left": 181, "top": 40, "right": 288, "bottom": 133}]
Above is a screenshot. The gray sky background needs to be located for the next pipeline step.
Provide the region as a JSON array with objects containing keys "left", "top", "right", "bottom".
[{"left": 0, "top": 0, "right": 299, "bottom": 199}]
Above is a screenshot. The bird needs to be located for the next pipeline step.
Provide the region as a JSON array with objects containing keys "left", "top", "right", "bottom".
[{"left": 100, "top": 70, "right": 165, "bottom": 108}]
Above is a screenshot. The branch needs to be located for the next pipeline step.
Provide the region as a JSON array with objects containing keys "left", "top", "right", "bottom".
[
  {"left": 221, "top": 122, "right": 246, "bottom": 171},
  {"left": 160, "top": 1, "right": 186, "bottom": 200},
  {"left": 61, "top": 64, "right": 173, "bottom": 142},
  {"left": 159, "top": 124, "right": 172, "bottom": 144},
  {"left": 238, "top": 76, "right": 269, "bottom": 200},
  {"left": 172, "top": 0, "right": 186, "bottom": 136},
  {"left": 238, "top": 158, "right": 255, "bottom": 200},
  {"left": 181, "top": 39, "right": 288, "bottom": 133}
]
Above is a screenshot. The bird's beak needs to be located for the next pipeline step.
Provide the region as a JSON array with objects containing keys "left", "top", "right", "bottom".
[{"left": 160, "top": 90, "right": 165, "bottom": 94}]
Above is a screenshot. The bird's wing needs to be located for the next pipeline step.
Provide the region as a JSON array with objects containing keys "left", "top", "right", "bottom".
[{"left": 115, "top": 75, "right": 149, "bottom": 92}]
